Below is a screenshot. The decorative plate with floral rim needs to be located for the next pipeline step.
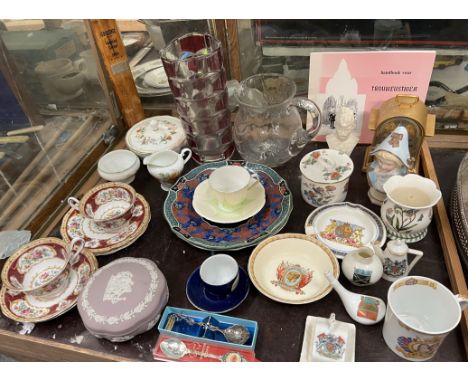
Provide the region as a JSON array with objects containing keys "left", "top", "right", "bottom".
[
  {"left": 304, "top": 202, "right": 386, "bottom": 259},
  {"left": 0, "top": 249, "right": 98, "bottom": 323},
  {"left": 60, "top": 193, "right": 151, "bottom": 256},
  {"left": 163, "top": 160, "right": 293, "bottom": 251}
]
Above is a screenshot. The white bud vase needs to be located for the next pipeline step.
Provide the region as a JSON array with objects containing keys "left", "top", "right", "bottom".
[{"left": 341, "top": 246, "right": 383, "bottom": 286}]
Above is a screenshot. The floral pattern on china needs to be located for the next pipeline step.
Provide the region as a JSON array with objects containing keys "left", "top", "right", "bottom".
[
  {"left": 301, "top": 150, "right": 353, "bottom": 182},
  {"left": 17, "top": 246, "right": 57, "bottom": 274}
]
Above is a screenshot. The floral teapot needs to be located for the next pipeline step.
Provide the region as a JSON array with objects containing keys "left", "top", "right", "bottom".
[{"left": 231, "top": 73, "right": 321, "bottom": 168}]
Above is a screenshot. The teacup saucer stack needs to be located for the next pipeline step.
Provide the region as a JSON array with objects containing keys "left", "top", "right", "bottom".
[
  {"left": 60, "top": 182, "right": 151, "bottom": 255},
  {"left": 0, "top": 237, "right": 98, "bottom": 323}
]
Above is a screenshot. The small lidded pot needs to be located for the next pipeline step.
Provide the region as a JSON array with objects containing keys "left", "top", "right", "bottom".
[{"left": 300, "top": 149, "right": 354, "bottom": 207}]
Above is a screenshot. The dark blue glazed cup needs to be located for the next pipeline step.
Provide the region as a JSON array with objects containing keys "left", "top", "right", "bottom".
[{"left": 199, "top": 254, "right": 240, "bottom": 299}]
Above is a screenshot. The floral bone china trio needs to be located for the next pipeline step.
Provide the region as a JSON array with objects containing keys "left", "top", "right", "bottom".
[{"left": 0, "top": 35, "right": 466, "bottom": 361}]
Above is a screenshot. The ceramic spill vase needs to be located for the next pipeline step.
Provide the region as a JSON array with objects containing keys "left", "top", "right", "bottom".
[
  {"left": 381, "top": 174, "right": 442, "bottom": 243},
  {"left": 144, "top": 148, "right": 192, "bottom": 191},
  {"left": 300, "top": 149, "right": 353, "bottom": 207},
  {"left": 383, "top": 276, "right": 468, "bottom": 361},
  {"left": 341, "top": 246, "right": 383, "bottom": 286},
  {"left": 375, "top": 239, "right": 424, "bottom": 282}
]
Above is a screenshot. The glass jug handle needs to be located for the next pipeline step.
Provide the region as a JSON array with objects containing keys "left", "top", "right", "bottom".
[{"left": 290, "top": 97, "right": 322, "bottom": 141}]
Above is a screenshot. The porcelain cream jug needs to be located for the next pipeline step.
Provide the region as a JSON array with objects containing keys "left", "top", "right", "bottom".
[
  {"left": 144, "top": 148, "right": 192, "bottom": 191},
  {"left": 381, "top": 174, "right": 441, "bottom": 243},
  {"left": 341, "top": 246, "right": 383, "bottom": 286},
  {"left": 232, "top": 73, "right": 321, "bottom": 168},
  {"left": 374, "top": 239, "right": 424, "bottom": 282}
]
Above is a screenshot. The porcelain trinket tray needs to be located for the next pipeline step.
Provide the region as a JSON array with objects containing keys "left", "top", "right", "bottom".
[{"left": 77, "top": 257, "right": 168, "bottom": 342}]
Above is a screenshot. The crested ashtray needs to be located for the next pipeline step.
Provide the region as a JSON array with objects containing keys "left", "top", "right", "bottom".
[
  {"left": 304, "top": 202, "right": 386, "bottom": 259},
  {"left": 300, "top": 313, "right": 356, "bottom": 362},
  {"left": 192, "top": 179, "right": 266, "bottom": 224}
]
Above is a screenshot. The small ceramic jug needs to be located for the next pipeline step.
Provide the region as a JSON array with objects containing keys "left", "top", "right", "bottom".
[
  {"left": 341, "top": 246, "right": 383, "bottom": 286},
  {"left": 143, "top": 148, "right": 192, "bottom": 191},
  {"left": 374, "top": 239, "right": 423, "bottom": 282}
]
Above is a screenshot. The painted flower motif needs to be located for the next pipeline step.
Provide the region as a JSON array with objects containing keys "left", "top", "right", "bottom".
[{"left": 86, "top": 239, "right": 101, "bottom": 248}]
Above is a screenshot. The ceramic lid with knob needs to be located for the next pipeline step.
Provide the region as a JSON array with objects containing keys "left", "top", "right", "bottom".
[
  {"left": 125, "top": 115, "right": 187, "bottom": 157},
  {"left": 300, "top": 149, "right": 353, "bottom": 183},
  {"left": 77, "top": 257, "right": 169, "bottom": 342},
  {"left": 385, "top": 239, "right": 408, "bottom": 256}
]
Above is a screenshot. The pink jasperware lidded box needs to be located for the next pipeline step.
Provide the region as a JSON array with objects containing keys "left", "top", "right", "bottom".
[{"left": 77, "top": 257, "right": 168, "bottom": 342}]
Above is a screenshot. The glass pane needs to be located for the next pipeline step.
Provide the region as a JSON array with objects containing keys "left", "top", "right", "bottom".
[
  {"left": 237, "top": 19, "right": 468, "bottom": 132},
  {"left": 121, "top": 19, "right": 211, "bottom": 111},
  {"left": 0, "top": 19, "right": 114, "bottom": 231}
]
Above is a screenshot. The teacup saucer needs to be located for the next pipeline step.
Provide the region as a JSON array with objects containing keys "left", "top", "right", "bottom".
[
  {"left": 0, "top": 249, "right": 98, "bottom": 323},
  {"left": 186, "top": 266, "right": 250, "bottom": 313},
  {"left": 60, "top": 193, "right": 151, "bottom": 256},
  {"left": 192, "top": 180, "right": 266, "bottom": 224}
]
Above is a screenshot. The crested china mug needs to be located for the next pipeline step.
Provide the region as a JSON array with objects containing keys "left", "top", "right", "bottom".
[
  {"left": 143, "top": 148, "right": 192, "bottom": 191},
  {"left": 383, "top": 276, "right": 468, "bottom": 361},
  {"left": 208, "top": 165, "right": 260, "bottom": 211}
]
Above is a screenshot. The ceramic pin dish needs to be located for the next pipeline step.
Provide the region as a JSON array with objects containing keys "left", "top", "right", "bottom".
[
  {"left": 125, "top": 115, "right": 187, "bottom": 158},
  {"left": 305, "top": 202, "right": 386, "bottom": 259},
  {"left": 98, "top": 149, "right": 140, "bottom": 184},
  {"left": 248, "top": 233, "right": 339, "bottom": 305},
  {"left": 300, "top": 314, "right": 356, "bottom": 362}
]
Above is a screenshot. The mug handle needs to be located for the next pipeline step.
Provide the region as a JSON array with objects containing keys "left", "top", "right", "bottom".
[
  {"left": 68, "top": 197, "right": 81, "bottom": 211},
  {"left": 457, "top": 294, "right": 468, "bottom": 311},
  {"left": 67, "top": 237, "right": 85, "bottom": 265},
  {"left": 180, "top": 148, "right": 192, "bottom": 164},
  {"left": 407, "top": 248, "right": 424, "bottom": 275},
  {"left": 290, "top": 97, "right": 322, "bottom": 141},
  {"left": 74, "top": 57, "right": 86, "bottom": 73}
]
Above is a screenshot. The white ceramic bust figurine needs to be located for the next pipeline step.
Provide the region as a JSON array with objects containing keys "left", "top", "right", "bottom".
[{"left": 326, "top": 106, "right": 359, "bottom": 156}]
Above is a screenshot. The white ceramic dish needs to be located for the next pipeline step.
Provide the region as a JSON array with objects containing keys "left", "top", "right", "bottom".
[
  {"left": 304, "top": 202, "right": 386, "bottom": 259},
  {"left": 131, "top": 60, "right": 172, "bottom": 98},
  {"left": 126, "top": 116, "right": 187, "bottom": 158},
  {"left": 247, "top": 233, "right": 339, "bottom": 305},
  {"left": 98, "top": 149, "right": 140, "bottom": 183},
  {"left": 143, "top": 66, "right": 170, "bottom": 88},
  {"left": 300, "top": 314, "right": 356, "bottom": 362},
  {"left": 192, "top": 179, "right": 266, "bottom": 224}
]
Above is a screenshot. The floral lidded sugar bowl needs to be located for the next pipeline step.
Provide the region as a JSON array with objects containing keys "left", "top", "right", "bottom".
[{"left": 300, "top": 149, "right": 354, "bottom": 207}]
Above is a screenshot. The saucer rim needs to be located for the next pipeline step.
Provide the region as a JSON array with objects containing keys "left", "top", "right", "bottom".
[
  {"left": 0, "top": 249, "right": 98, "bottom": 323},
  {"left": 192, "top": 179, "right": 266, "bottom": 224},
  {"left": 60, "top": 193, "right": 151, "bottom": 255},
  {"left": 185, "top": 266, "right": 250, "bottom": 314}
]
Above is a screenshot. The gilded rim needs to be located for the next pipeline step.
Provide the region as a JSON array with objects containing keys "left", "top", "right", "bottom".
[
  {"left": 0, "top": 249, "right": 98, "bottom": 323},
  {"left": 247, "top": 233, "right": 340, "bottom": 304},
  {"left": 1, "top": 237, "right": 70, "bottom": 291},
  {"left": 75, "top": 181, "right": 137, "bottom": 222},
  {"left": 60, "top": 193, "right": 151, "bottom": 255}
]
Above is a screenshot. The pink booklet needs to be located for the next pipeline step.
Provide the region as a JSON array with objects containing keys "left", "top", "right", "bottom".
[{"left": 308, "top": 51, "right": 436, "bottom": 143}]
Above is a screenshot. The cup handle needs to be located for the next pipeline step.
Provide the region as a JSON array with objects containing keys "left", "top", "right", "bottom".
[
  {"left": 68, "top": 197, "right": 80, "bottom": 211},
  {"left": 180, "top": 148, "right": 192, "bottom": 164},
  {"left": 246, "top": 173, "right": 260, "bottom": 191},
  {"left": 74, "top": 58, "right": 86, "bottom": 73},
  {"left": 457, "top": 294, "right": 468, "bottom": 311},
  {"left": 290, "top": 97, "right": 322, "bottom": 140},
  {"left": 67, "top": 237, "right": 85, "bottom": 265},
  {"left": 407, "top": 248, "right": 424, "bottom": 275}
]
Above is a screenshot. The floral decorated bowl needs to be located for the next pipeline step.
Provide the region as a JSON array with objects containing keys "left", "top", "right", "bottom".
[
  {"left": 300, "top": 149, "right": 354, "bottom": 207},
  {"left": 68, "top": 182, "right": 136, "bottom": 230},
  {"left": 1, "top": 237, "right": 84, "bottom": 298}
]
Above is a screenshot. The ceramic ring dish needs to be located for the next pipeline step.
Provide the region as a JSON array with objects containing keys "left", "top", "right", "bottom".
[
  {"left": 248, "top": 233, "right": 339, "bottom": 304},
  {"left": 163, "top": 160, "right": 293, "bottom": 251},
  {"left": 304, "top": 202, "right": 386, "bottom": 259},
  {"left": 0, "top": 237, "right": 98, "bottom": 323},
  {"left": 125, "top": 115, "right": 187, "bottom": 158}
]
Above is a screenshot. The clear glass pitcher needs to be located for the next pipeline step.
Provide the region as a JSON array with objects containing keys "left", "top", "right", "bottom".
[{"left": 232, "top": 73, "right": 321, "bottom": 168}]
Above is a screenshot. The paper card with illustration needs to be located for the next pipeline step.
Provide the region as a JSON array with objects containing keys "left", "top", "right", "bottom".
[{"left": 308, "top": 51, "right": 436, "bottom": 143}]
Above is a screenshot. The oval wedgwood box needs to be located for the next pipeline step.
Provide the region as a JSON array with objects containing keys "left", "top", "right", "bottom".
[{"left": 78, "top": 257, "right": 169, "bottom": 342}]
